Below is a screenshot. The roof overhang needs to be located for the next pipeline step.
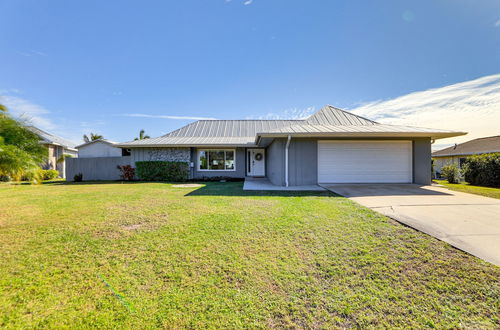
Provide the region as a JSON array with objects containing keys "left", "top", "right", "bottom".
[
  {"left": 255, "top": 131, "right": 467, "bottom": 144},
  {"left": 115, "top": 143, "right": 257, "bottom": 148}
]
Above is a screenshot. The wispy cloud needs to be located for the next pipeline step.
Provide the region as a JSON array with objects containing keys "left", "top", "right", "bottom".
[
  {"left": 247, "top": 106, "right": 315, "bottom": 120},
  {"left": 244, "top": 0, "right": 253, "bottom": 5},
  {"left": 350, "top": 74, "right": 500, "bottom": 149},
  {"left": 495, "top": 20, "right": 500, "bottom": 27},
  {"left": 0, "top": 92, "right": 56, "bottom": 130},
  {"left": 122, "top": 113, "right": 217, "bottom": 120},
  {"left": 18, "top": 50, "right": 48, "bottom": 57}
]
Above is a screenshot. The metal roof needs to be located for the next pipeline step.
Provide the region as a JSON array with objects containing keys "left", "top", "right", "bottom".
[
  {"left": 432, "top": 135, "right": 500, "bottom": 157},
  {"left": 117, "top": 105, "right": 466, "bottom": 147},
  {"left": 164, "top": 120, "right": 302, "bottom": 137},
  {"left": 305, "top": 105, "right": 377, "bottom": 126},
  {"left": 255, "top": 124, "right": 466, "bottom": 140},
  {"left": 27, "top": 126, "right": 77, "bottom": 150}
]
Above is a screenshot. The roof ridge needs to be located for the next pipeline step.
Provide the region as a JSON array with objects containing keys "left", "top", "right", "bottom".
[{"left": 324, "top": 105, "right": 379, "bottom": 124}]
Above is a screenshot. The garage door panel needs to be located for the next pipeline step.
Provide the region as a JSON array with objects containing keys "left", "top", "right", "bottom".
[{"left": 318, "top": 140, "right": 412, "bottom": 183}]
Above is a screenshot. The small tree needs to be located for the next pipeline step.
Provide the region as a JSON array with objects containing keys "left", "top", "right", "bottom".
[
  {"left": 83, "top": 133, "right": 103, "bottom": 143},
  {"left": 134, "top": 129, "right": 150, "bottom": 141},
  {"left": 441, "top": 164, "right": 460, "bottom": 184},
  {"left": 0, "top": 105, "right": 47, "bottom": 180}
]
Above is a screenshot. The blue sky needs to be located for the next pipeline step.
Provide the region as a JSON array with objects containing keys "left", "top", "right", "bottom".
[{"left": 0, "top": 0, "right": 499, "bottom": 145}]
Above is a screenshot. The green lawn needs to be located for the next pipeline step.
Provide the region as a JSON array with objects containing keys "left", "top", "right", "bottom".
[
  {"left": 0, "top": 182, "right": 498, "bottom": 328},
  {"left": 434, "top": 179, "right": 500, "bottom": 199}
]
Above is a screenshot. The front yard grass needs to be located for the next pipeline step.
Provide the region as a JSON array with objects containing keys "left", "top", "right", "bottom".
[
  {"left": 434, "top": 179, "right": 500, "bottom": 199},
  {"left": 0, "top": 182, "right": 498, "bottom": 328}
]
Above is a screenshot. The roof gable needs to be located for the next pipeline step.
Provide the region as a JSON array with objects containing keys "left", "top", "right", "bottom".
[
  {"left": 305, "top": 105, "right": 377, "bottom": 126},
  {"left": 27, "top": 126, "right": 76, "bottom": 149}
]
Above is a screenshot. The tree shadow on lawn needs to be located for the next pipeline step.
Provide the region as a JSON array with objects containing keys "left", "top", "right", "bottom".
[{"left": 184, "top": 181, "right": 339, "bottom": 197}]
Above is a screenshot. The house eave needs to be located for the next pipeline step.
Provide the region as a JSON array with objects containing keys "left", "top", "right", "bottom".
[{"left": 255, "top": 131, "right": 467, "bottom": 142}]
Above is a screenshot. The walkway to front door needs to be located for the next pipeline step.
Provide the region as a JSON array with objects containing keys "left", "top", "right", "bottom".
[{"left": 322, "top": 183, "right": 500, "bottom": 266}]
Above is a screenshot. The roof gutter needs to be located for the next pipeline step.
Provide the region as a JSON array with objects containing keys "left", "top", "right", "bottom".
[{"left": 285, "top": 135, "right": 291, "bottom": 187}]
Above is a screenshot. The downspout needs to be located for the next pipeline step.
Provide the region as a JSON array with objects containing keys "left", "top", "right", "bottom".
[{"left": 285, "top": 135, "right": 291, "bottom": 187}]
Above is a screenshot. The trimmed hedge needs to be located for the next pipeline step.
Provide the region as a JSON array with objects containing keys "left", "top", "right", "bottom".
[
  {"left": 462, "top": 153, "right": 500, "bottom": 187},
  {"left": 135, "top": 161, "right": 189, "bottom": 182}
]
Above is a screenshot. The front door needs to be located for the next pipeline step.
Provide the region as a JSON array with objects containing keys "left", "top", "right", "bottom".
[{"left": 247, "top": 149, "right": 265, "bottom": 177}]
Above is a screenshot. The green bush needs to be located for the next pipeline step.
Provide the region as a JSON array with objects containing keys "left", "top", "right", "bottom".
[
  {"left": 40, "top": 169, "right": 59, "bottom": 180},
  {"left": 441, "top": 164, "right": 460, "bottom": 184},
  {"left": 136, "top": 161, "right": 189, "bottom": 182},
  {"left": 462, "top": 153, "right": 500, "bottom": 187},
  {"left": 21, "top": 169, "right": 59, "bottom": 182}
]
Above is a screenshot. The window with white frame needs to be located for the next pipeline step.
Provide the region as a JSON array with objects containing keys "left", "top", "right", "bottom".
[{"left": 198, "top": 149, "right": 235, "bottom": 171}]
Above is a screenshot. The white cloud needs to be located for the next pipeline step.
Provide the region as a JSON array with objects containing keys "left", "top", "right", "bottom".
[
  {"left": 350, "top": 74, "right": 500, "bottom": 150},
  {"left": 244, "top": 0, "right": 253, "bottom": 5},
  {"left": 18, "top": 50, "right": 48, "bottom": 57},
  {"left": 248, "top": 106, "right": 316, "bottom": 120},
  {"left": 0, "top": 93, "right": 56, "bottom": 130},
  {"left": 122, "top": 113, "right": 217, "bottom": 120}
]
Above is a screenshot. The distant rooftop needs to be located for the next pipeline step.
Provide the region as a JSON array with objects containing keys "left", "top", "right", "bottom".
[
  {"left": 432, "top": 135, "right": 500, "bottom": 157},
  {"left": 27, "top": 126, "right": 77, "bottom": 150}
]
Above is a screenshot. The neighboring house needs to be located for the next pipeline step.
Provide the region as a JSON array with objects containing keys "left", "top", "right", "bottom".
[
  {"left": 116, "top": 105, "right": 465, "bottom": 186},
  {"left": 432, "top": 135, "right": 500, "bottom": 176},
  {"left": 27, "top": 126, "right": 78, "bottom": 178},
  {"left": 76, "top": 139, "right": 129, "bottom": 158}
]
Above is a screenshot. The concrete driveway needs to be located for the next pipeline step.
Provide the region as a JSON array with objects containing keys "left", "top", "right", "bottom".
[{"left": 322, "top": 184, "right": 500, "bottom": 266}]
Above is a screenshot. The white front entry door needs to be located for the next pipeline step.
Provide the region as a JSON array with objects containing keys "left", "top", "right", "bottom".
[
  {"left": 247, "top": 149, "right": 265, "bottom": 176},
  {"left": 318, "top": 140, "right": 412, "bottom": 183}
]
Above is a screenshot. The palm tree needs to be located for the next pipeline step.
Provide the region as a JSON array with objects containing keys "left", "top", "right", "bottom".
[
  {"left": 0, "top": 104, "right": 6, "bottom": 112},
  {"left": 83, "top": 133, "right": 103, "bottom": 143},
  {"left": 134, "top": 129, "right": 150, "bottom": 141}
]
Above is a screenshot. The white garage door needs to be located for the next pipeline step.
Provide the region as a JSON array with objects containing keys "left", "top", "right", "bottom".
[{"left": 318, "top": 140, "right": 412, "bottom": 183}]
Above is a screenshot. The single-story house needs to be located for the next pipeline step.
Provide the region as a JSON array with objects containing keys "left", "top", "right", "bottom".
[
  {"left": 432, "top": 135, "right": 500, "bottom": 176},
  {"left": 116, "top": 105, "right": 465, "bottom": 186},
  {"left": 27, "top": 126, "right": 78, "bottom": 178},
  {"left": 76, "top": 139, "right": 129, "bottom": 158}
]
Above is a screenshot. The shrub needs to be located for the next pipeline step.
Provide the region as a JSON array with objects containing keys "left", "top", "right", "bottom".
[
  {"left": 0, "top": 175, "right": 11, "bottom": 182},
  {"left": 117, "top": 165, "right": 135, "bottom": 181},
  {"left": 462, "top": 153, "right": 500, "bottom": 187},
  {"left": 40, "top": 169, "right": 59, "bottom": 180},
  {"left": 441, "top": 164, "right": 460, "bottom": 184},
  {"left": 135, "top": 161, "right": 189, "bottom": 182},
  {"left": 74, "top": 173, "right": 83, "bottom": 182}
]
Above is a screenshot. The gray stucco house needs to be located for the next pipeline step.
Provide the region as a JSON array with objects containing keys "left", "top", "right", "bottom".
[{"left": 117, "top": 105, "right": 465, "bottom": 186}]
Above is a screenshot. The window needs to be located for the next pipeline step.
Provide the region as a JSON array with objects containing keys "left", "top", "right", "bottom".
[
  {"left": 122, "top": 148, "right": 131, "bottom": 156},
  {"left": 198, "top": 149, "right": 235, "bottom": 171},
  {"left": 459, "top": 158, "right": 466, "bottom": 168}
]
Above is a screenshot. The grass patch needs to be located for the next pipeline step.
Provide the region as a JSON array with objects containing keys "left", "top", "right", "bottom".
[
  {"left": 0, "top": 181, "right": 498, "bottom": 328},
  {"left": 434, "top": 179, "right": 500, "bottom": 199}
]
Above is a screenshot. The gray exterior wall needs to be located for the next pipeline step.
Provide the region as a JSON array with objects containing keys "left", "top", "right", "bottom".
[
  {"left": 413, "top": 138, "right": 432, "bottom": 185},
  {"left": 264, "top": 137, "right": 432, "bottom": 186},
  {"left": 192, "top": 147, "right": 246, "bottom": 179},
  {"left": 289, "top": 139, "right": 319, "bottom": 186},
  {"left": 266, "top": 139, "right": 285, "bottom": 186},
  {"left": 66, "top": 156, "right": 131, "bottom": 181}
]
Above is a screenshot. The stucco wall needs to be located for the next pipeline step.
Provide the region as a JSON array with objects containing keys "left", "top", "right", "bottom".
[
  {"left": 130, "top": 148, "right": 191, "bottom": 165},
  {"left": 78, "top": 142, "right": 122, "bottom": 158},
  {"left": 192, "top": 147, "right": 246, "bottom": 179}
]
